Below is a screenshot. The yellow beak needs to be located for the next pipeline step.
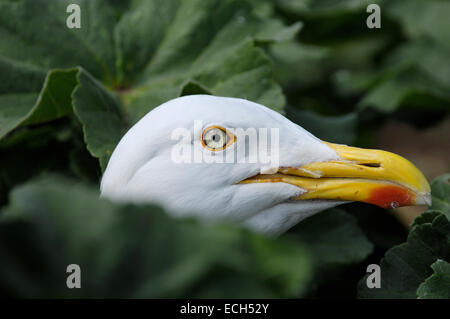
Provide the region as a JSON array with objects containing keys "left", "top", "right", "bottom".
[{"left": 241, "top": 142, "right": 431, "bottom": 208}]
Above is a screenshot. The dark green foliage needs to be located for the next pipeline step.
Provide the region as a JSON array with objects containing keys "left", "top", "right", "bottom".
[
  {"left": 0, "top": 177, "right": 313, "bottom": 298},
  {"left": 417, "top": 260, "right": 450, "bottom": 299}
]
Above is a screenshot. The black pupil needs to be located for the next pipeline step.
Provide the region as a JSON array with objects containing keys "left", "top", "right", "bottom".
[{"left": 212, "top": 134, "right": 220, "bottom": 142}]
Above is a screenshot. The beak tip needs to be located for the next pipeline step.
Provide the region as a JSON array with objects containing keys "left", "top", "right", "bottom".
[{"left": 416, "top": 193, "right": 432, "bottom": 207}]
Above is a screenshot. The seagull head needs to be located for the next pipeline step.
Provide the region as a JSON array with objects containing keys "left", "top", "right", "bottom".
[{"left": 101, "top": 95, "right": 431, "bottom": 235}]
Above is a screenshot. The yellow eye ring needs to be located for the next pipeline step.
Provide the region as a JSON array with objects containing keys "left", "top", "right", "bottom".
[{"left": 201, "top": 126, "right": 236, "bottom": 151}]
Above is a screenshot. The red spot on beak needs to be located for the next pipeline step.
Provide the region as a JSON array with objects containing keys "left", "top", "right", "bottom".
[{"left": 367, "top": 185, "right": 415, "bottom": 209}]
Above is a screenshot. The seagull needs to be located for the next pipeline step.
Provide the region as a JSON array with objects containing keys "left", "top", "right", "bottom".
[{"left": 101, "top": 95, "right": 431, "bottom": 235}]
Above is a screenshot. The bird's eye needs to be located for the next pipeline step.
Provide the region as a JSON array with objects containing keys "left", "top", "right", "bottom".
[{"left": 201, "top": 126, "right": 235, "bottom": 151}]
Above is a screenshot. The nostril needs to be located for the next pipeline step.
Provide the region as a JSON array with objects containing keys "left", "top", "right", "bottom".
[{"left": 359, "top": 163, "right": 381, "bottom": 168}]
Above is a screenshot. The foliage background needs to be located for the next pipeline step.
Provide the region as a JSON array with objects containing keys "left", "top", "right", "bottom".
[{"left": 0, "top": 0, "right": 449, "bottom": 298}]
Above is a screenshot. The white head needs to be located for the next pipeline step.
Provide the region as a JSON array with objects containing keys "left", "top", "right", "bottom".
[{"left": 101, "top": 95, "right": 430, "bottom": 235}]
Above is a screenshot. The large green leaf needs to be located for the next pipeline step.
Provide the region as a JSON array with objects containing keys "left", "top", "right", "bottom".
[
  {"left": 117, "top": 0, "right": 301, "bottom": 122},
  {"left": 0, "top": 125, "right": 83, "bottom": 208},
  {"left": 0, "top": 0, "right": 117, "bottom": 83},
  {"left": 0, "top": 0, "right": 126, "bottom": 168},
  {"left": 289, "top": 208, "right": 373, "bottom": 296},
  {"left": 0, "top": 67, "right": 126, "bottom": 171},
  {"left": 0, "top": 69, "right": 77, "bottom": 139},
  {"left": 0, "top": 176, "right": 312, "bottom": 298},
  {"left": 72, "top": 70, "right": 126, "bottom": 170},
  {"left": 417, "top": 260, "right": 450, "bottom": 299},
  {"left": 429, "top": 173, "right": 450, "bottom": 220},
  {"left": 290, "top": 209, "right": 373, "bottom": 273},
  {"left": 287, "top": 107, "right": 357, "bottom": 144},
  {"left": 270, "top": 41, "right": 330, "bottom": 89}
]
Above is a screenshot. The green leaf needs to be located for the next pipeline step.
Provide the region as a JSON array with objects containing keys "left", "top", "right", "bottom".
[
  {"left": 116, "top": 0, "right": 299, "bottom": 123},
  {"left": 0, "top": 0, "right": 128, "bottom": 168},
  {"left": 358, "top": 67, "right": 450, "bottom": 113},
  {"left": 287, "top": 108, "right": 357, "bottom": 144},
  {"left": 411, "top": 210, "right": 443, "bottom": 228},
  {"left": 0, "top": 69, "right": 77, "bottom": 139},
  {"left": 0, "top": 126, "right": 80, "bottom": 208},
  {"left": 270, "top": 41, "right": 330, "bottom": 89},
  {"left": 429, "top": 173, "right": 450, "bottom": 220},
  {"left": 0, "top": 176, "right": 312, "bottom": 298},
  {"left": 0, "top": 67, "right": 126, "bottom": 171},
  {"left": 113, "top": 0, "right": 181, "bottom": 85},
  {"left": 290, "top": 209, "right": 373, "bottom": 285},
  {"left": 417, "top": 260, "right": 450, "bottom": 299},
  {"left": 0, "top": 0, "right": 118, "bottom": 83},
  {"left": 358, "top": 211, "right": 450, "bottom": 298},
  {"left": 72, "top": 69, "right": 126, "bottom": 170}
]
